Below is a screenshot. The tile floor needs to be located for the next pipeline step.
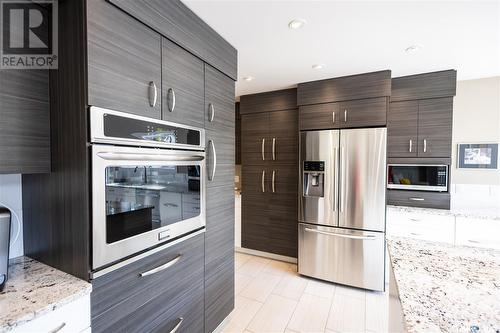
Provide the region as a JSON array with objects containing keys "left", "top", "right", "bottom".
[{"left": 223, "top": 252, "right": 390, "bottom": 333}]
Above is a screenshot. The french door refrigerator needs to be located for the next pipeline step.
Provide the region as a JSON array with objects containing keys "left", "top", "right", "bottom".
[{"left": 298, "top": 128, "right": 387, "bottom": 291}]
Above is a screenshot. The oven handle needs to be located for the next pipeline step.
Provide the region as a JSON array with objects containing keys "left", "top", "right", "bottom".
[{"left": 96, "top": 152, "right": 204, "bottom": 162}]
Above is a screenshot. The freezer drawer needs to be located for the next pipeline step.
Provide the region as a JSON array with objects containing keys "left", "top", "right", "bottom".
[{"left": 298, "top": 223, "right": 385, "bottom": 291}]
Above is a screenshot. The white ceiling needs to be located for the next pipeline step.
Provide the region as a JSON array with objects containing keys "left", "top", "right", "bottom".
[{"left": 183, "top": 0, "right": 500, "bottom": 97}]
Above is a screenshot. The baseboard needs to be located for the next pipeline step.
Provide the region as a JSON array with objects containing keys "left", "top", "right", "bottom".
[{"left": 235, "top": 247, "right": 297, "bottom": 264}]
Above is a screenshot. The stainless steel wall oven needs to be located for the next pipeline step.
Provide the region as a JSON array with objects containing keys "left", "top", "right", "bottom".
[{"left": 90, "top": 107, "right": 206, "bottom": 271}]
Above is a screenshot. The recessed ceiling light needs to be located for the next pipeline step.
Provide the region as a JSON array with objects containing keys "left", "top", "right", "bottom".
[
  {"left": 312, "top": 64, "right": 324, "bottom": 70},
  {"left": 288, "top": 18, "right": 307, "bottom": 30},
  {"left": 242, "top": 76, "right": 254, "bottom": 82},
  {"left": 405, "top": 44, "right": 423, "bottom": 54}
]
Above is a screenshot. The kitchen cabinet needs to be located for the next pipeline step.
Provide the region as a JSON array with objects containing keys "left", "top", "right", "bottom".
[
  {"left": 391, "top": 70, "right": 457, "bottom": 102},
  {"left": 0, "top": 70, "right": 50, "bottom": 174},
  {"left": 387, "top": 190, "right": 450, "bottom": 210},
  {"left": 162, "top": 38, "right": 205, "bottom": 127},
  {"left": 235, "top": 102, "right": 242, "bottom": 164},
  {"left": 417, "top": 98, "right": 453, "bottom": 157},
  {"left": 241, "top": 112, "right": 270, "bottom": 165},
  {"left": 388, "top": 98, "right": 453, "bottom": 158},
  {"left": 387, "top": 101, "right": 418, "bottom": 157},
  {"left": 299, "top": 102, "right": 340, "bottom": 130},
  {"left": 87, "top": 0, "right": 162, "bottom": 118},
  {"left": 91, "top": 233, "right": 204, "bottom": 333}
]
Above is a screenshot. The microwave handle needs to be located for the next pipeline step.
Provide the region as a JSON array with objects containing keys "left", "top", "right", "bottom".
[{"left": 96, "top": 152, "right": 204, "bottom": 162}]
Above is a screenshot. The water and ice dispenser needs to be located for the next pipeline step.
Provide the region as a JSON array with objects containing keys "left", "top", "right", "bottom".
[{"left": 302, "top": 161, "right": 325, "bottom": 198}]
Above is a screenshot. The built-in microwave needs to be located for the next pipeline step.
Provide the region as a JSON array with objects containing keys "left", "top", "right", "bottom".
[{"left": 387, "top": 164, "right": 448, "bottom": 192}]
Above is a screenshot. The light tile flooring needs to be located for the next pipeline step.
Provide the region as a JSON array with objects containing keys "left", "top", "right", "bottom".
[{"left": 223, "top": 252, "right": 390, "bottom": 333}]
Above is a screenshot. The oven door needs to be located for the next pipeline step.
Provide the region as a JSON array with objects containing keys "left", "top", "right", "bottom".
[{"left": 92, "top": 144, "right": 205, "bottom": 270}]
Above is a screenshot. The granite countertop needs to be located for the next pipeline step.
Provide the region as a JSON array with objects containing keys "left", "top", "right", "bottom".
[
  {"left": 387, "top": 236, "right": 500, "bottom": 333},
  {"left": 0, "top": 256, "right": 92, "bottom": 332},
  {"left": 387, "top": 205, "right": 500, "bottom": 221}
]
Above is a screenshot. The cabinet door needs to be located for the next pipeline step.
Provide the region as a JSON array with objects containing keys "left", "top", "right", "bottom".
[
  {"left": 299, "top": 103, "right": 340, "bottom": 130},
  {"left": 387, "top": 101, "right": 418, "bottom": 157},
  {"left": 241, "top": 113, "right": 270, "bottom": 165},
  {"left": 162, "top": 38, "right": 204, "bottom": 127},
  {"left": 417, "top": 98, "right": 453, "bottom": 157},
  {"left": 339, "top": 97, "right": 387, "bottom": 128},
  {"left": 87, "top": 0, "right": 161, "bottom": 118},
  {"left": 269, "top": 110, "right": 299, "bottom": 165},
  {"left": 241, "top": 166, "right": 270, "bottom": 251}
]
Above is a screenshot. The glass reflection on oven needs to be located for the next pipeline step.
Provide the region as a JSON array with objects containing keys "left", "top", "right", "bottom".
[{"left": 104, "top": 165, "right": 201, "bottom": 244}]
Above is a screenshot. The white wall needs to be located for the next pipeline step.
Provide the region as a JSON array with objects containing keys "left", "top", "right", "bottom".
[
  {"left": 451, "top": 76, "right": 500, "bottom": 215},
  {"left": 0, "top": 174, "right": 23, "bottom": 259}
]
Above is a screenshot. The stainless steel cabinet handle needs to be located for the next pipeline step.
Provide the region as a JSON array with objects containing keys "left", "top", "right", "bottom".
[
  {"left": 140, "top": 254, "right": 182, "bottom": 277},
  {"left": 208, "top": 103, "right": 215, "bottom": 122},
  {"left": 167, "top": 88, "right": 176, "bottom": 112},
  {"left": 409, "top": 139, "right": 412, "bottom": 153},
  {"left": 149, "top": 81, "right": 158, "bottom": 107},
  {"left": 261, "top": 170, "right": 266, "bottom": 193},
  {"left": 48, "top": 322, "right": 66, "bottom": 333},
  {"left": 344, "top": 109, "right": 347, "bottom": 122},
  {"left": 261, "top": 138, "right": 266, "bottom": 160},
  {"left": 332, "top": 111, "right": 335, "bottom": 124},
  {"left": 208, "top": 140, "right": 217, "bottom": 181},
  {"left": 423, "top": 139, "right": 427, "bottom": 153},
  {"left": 409, "top": 197, "right": 424, "bottom": 201},
  {"left": 304, "top": 228, "right": 376, "bottom": 240},
  {"left": 272, "top": 138, "right": 276, "bottom": 160},
  {"left": 272, "top": 170, "right": 276, "bottom": 193},
  {"left": 169, "top": 317, "right": 184, "bottom": 333}
]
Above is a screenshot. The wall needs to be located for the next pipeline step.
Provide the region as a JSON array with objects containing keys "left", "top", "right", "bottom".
[
  {"left": 0, "top": 174, "right": 23, "bottom": 259},
  {"left": 451, "top": 76, "right": 500, "bottom": 215}
]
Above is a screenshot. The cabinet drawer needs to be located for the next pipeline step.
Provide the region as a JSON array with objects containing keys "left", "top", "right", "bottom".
[
  {"left": 91, "top": 233, "right": 204, "bottom": 333},
  {"left": 386, "top": 210, "right": 455, "bottom": 244},
  {"left": 13, "top": 295, "right": 90, "bottom": 333},
  {"left": 455, "top": 217, "right": 500, "bottom": 250},
  {"left": 387, "top": 190, "right": 450, "bottom": 210},
  {"left": 339, "top": 97, "right": 387, "bottom": 128}
]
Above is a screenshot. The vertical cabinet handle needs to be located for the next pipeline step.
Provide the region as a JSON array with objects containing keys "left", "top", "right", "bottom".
[
  {"left": 332, "top": 111, "right": 335, "bottom": 124},
  {"left": 272, "top": 170, "right": 276, "bottom": 193},
  {"left": 169, "top": 317, "right": 184, "bottom": 333},
  {"left": 344, "top": 109, "right": 347, "bottom": 122},
  {"left": 261, "top": 170, "right": 266, "bottom": 193},
  {"left": 167, "top": 88, "right": 176, "bottom": 112},
  {"left": 272, "top": 138, "right": 276, "bottom": 160},
  {"left": 423, "top": 139, "right": 427, "bottom": 153},
  {"left": 208, "top": 103, "right": 215, "bottom": 122},
  {"left": 261, "top": 138, "right": 266, "bottom": 161},
  {"left": 149, "top": 81, "right": 158, "bottom": 107},
  {"left": 409, "top": 139, "right": 412, "bottom": 153},
  {"left": 208, "top": 140, "right": 217, "bottom": 181}
]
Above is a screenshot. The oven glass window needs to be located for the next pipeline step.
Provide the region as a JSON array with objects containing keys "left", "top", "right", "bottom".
[
  {"left": 388, "top": 165, "right": 447, "bottom": 187},
  {"left": 105, "top": 165, "right": 201, "bottom": 244}
]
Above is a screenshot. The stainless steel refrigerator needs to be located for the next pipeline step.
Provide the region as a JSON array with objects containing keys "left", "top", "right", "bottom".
[{"left": 298, "top": 128, "right": 387, "bottom": 291}]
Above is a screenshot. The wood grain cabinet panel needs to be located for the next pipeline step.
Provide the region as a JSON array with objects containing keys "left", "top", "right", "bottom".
[
  {"left": 205, "top": 65, "right": 235, "bottom": 133},
  {"left": 239, "top": 88, "right": 297, "bottom": 114},
  {"left": 0, "top": 70, "right": 49, "bottom": 174},
  {"left": 162, "top": 38, "right": 204, "bottom": 127},
  {"left": 268, "top": 110, "right": 299, "bottom": 165},
  {"left": 417, "top": 98, "right": 453, "bottom": 158},
  {"left": 387, "top": 190, "right": 450, "bottom": 210},
  {"left": 241, "top": 113, "right": 270, "bottom": 165},
  {"left": 339, "top": 97, "right": 387, "bottom": 128},
  {"left": 391, "top": 70, "right": 457, "bottom": 102},
  {"left": 87, "top": 0, "right": 161, "bottom": 118},
  {"left": 299, "top": 103, "right": 340, "bottom": 130},
  {"left": 387, "top": 101, "right": 418, "bottom": 157}
]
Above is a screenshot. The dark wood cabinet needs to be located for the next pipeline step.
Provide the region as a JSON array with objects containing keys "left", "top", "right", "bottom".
[
  {"left": 339, "top": 97, "right": 387, "bottom": 128},
  {"left": 162, "top": 38, "right": 204, "bottom": 127},
  {"left": 387, "top": 190, "right": 450, "bottom": 210},
  {"left": 388, "top": 101, "right": 418, "bottom": 157},
  {"left": 299, "top": 103, "right": 340, "bottom": 130},
  {"left": 87, "top": 0, "right": 162, "bottom": 118},
  {"left": 241, "top": 112, "right": 270, "bottom": 165},
  {"left": 0, "top": 70, "right": 50, "bottom": 174},
  {"left": 235, "top": 102, "right": 241, "bottom": 165},
  {"left": 391, "top": 70, "right": 457, "bottom": 102},
  {"left": 91, "top": 233, "right": 205, "bottom": 333},
  {"left": 417, "top": 98, "right": 453, "bottom": 158}
]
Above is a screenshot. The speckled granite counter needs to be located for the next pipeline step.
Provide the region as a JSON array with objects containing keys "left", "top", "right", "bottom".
[
  {"left": 0, "top": 256, "right": 91, "bottom": 332},
  {"left": 387, "top": 236, "right": 500, "bottom": 333},
  {"left": 387, "top": 204, "right": 500, "bottom": 221}
]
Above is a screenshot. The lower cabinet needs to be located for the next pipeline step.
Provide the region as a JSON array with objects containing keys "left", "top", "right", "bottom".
[
  {"left": 91, "top": 233, "right": 204, "bottom": 333},
  {"left": 387, "top": 189, "right": 450, "bottom": 210}
]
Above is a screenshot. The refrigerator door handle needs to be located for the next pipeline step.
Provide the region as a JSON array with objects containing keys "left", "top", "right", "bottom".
[
  {"left": 333, "top": 147, "right": 338, "bottom": 212},
  {"left": 304, "top": 228, "right": 377, "bottom": 240},
  {"left": 339, "top": 147, "right": 345, "bottom": 213}
]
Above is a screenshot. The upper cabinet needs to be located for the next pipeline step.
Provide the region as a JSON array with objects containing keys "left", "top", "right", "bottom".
[
  {"left": 162, "top": 38, "right": 204, "bottom": 127},
  {"left": 388, "top": 70, "right": 456, "bottom": 158},
  {"left": 338, "top": 97, "right": 387, "bottom": 128},
  {"left": 0, "top": 70, "right": 50, "bottom": 174},
  {"left": 87, "top": 0, "right": 162, "bottom": 118}
]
